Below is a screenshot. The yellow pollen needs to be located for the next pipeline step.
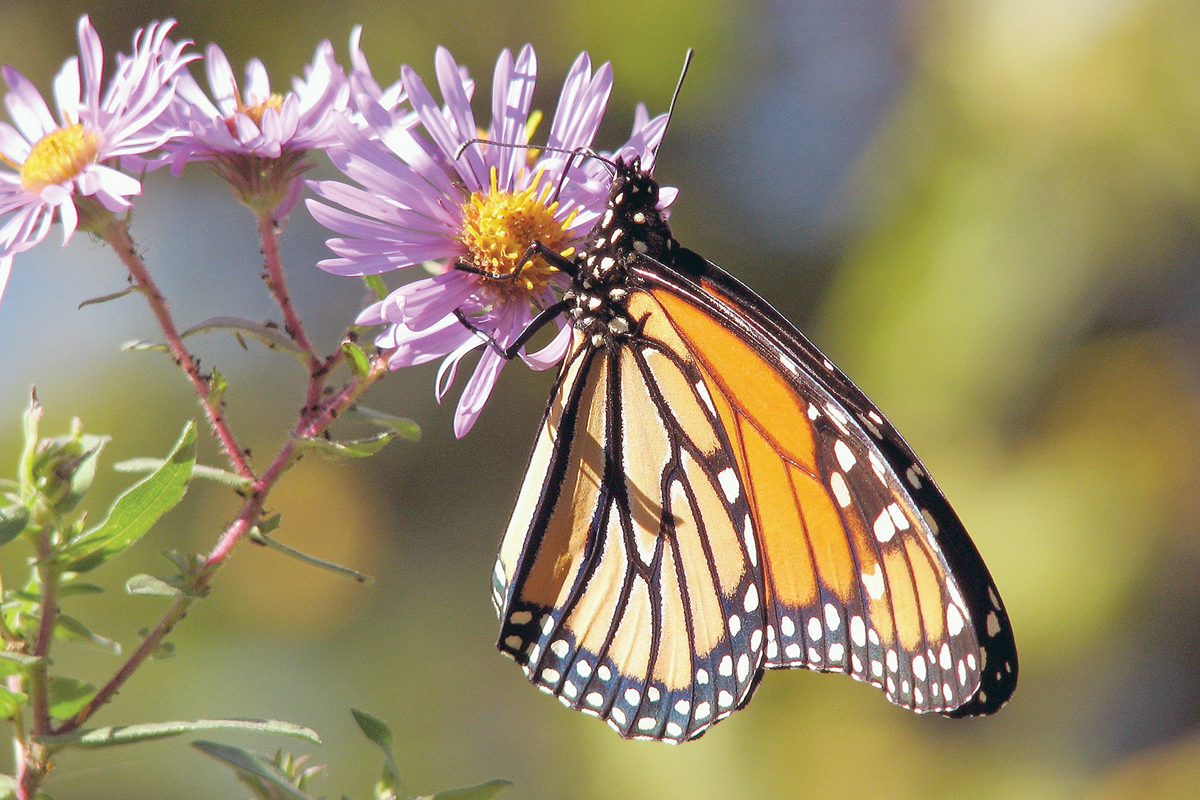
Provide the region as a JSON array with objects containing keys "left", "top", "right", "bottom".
[
  {"left": 225, "top": 92, "right": 285, "bottom": 135},
  {"left": 459, "top": 167, "right": 577, "bottom": 299},
  {"left": 20, "top": 124, "right": 101, "bottom": 193}
]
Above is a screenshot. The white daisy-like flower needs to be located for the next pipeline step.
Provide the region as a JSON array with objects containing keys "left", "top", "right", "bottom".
[{"left": 0, "top": 16, "right": 192, "bottom": 305}]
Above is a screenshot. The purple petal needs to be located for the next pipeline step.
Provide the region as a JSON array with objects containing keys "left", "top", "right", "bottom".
[
  {"left": 205, "top": 44, "right": 238, "bottom": 114},
  {"left": 436, "top": 334, "right": 485, "bottom": 401},
  {"left": 52, "top": 55, "right": 82, "bottom": 121},
  {"left": 76, "top": 15, "right": 104, "bottom": 111},
  {"left": 521, "top": 320, "right": 572, "bottom": 370},
  {"left": 453, "top": 346, "right": 505, "bottom": 438},
  {"left": 4, "top": 66, "right": 56, "bottom": 142}
]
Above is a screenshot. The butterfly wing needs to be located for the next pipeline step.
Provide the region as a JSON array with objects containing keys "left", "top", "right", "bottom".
[
  {"left": 634, "top": 247, "right": 1018, "bottom": 716},
  {"left": 493, "top": 327, "right": 767, "bottom": 742},
  {"left": 493, "top": 249, "right": 1017, "bottom": 741}
]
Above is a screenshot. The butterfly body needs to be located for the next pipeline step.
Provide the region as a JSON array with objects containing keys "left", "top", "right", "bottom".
[{"left": 490, "top": 156, "right": 1017, "bottom": 742}]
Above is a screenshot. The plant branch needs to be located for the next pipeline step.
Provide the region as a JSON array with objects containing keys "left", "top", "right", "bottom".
[
  {"left": 100, "top": 217, "right": 255, "bottom": 481},
  {"left": 28, "top": 531, "right": 57, "bottom": 736},
  {"left": 48, "top": 352, "right": 392, "bottom": 737},
  {"left": 258, "top": 211, "right": 318, "bottom": 361}
]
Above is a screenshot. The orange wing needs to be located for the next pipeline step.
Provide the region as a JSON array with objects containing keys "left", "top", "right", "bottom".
[
  {"left": 493, "top": 325, "right": 765, "bottom": 742},
  {"left": 491, "top": 260, "right": 1016, "bottom": 741}
]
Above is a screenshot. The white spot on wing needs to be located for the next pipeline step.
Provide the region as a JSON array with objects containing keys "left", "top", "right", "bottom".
[
  {"left": 744, "top": 515, "right": 758, "bottom": 566},
  {"left": 824, "top": 603, "right": 841, "bottom": 631},
  {"left": 873, "top": 509, "right": 897, "bottom": 543},
  {"left": 947, "top": 604, "right": 965, "bottom": 636},
  {"left": 850, "top": 615, "right": 866, "bottom": 647},
  {"left": 744, "top": 584, "right": 760, "bottom": 612},
  {"left": 834, "top": 440, "right": 857, "bottom": 471},
  {"left": 718, "top": 468, "right": 740, "bottom": 502},
  {"left": 694, "top": 380, "right": 716, "bottom": 417},
  {"left": 830, "top": 472, "right": 851, "bottom": 508},
  {"left": 862, "top": 564, "right": 885, "bottom": 599},
  {"left": 887, "top": 503, "right": 910, "bottom": 531}
]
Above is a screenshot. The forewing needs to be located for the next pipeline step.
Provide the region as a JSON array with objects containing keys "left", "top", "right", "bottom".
[
  {"left": 634, "top": 252, "right": 1017, "bottom": 716},
  {"left": 494, "top": 329, "right": 766, "bottom": 742}
]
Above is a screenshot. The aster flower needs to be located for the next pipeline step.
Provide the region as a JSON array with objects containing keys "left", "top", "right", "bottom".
[
  {"left": 0, "top": 16, "right": 191, "bottom": 305},
  {"left": 138, "top": 37, "right": 349, "bottom": 217},
  {"left": 309, "top": 45, "right": 672, "bottom": 437},
  {"left": 345, "top": 25, "right": 409, "bottom": 115}
]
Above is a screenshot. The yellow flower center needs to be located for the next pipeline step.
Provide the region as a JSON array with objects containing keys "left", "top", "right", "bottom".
[
  {"left": 459, "top": 167, "right": 577, "bottom": 300},
  {"left": 225, "top": 93, "right": 285, "bottom": 135},
  {"left": 19, "top": 124, "right": 101, "bottom": 193}
]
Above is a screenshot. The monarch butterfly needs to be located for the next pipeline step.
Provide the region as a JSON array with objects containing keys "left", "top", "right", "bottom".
[{"left": 478, "top": 55, "right": 1017, "bottom": 743}]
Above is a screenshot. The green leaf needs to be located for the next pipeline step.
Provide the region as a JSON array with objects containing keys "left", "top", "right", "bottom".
[
  {"left": 0, "top": 651, "right": 43, "bottom": 667},
  {"left": 56, "top": 423, "right": 197, "bottom": 573},
  {"left": 56, "top": 434, "right": 108, "bottom": 513},
  {"left": 425, "top": 779, "right": 511, "bottom": 800},
  {"left": 192, "top": 741, "right": 318, "bottom": 800},
  {"left": 295, "top": 430, "right": 397, "bottom": 460},
  {"left": 78, "top": 286, "right": 140, "bottom": 309},
  {"left": 251, "top": 534, "right": 372, "bottom": 584},
  {"left": 0, "top": 772, "right": 15, "bottom": 800},
  {"left": 39, "top": 718, "right": 320, "bottom": 749},
  {"left": 125, "top": 573, "right": 183, "bottom": 597},
  {"left": 114, "top": 459, "right": 250, "bottom": 488},
  {"left": 151, "top": 641, "right": 176, "bottom": 660},
  {"left": 362, "top": 274, "right": 388, "bottom": 302},
  {"left": 351, "top": 709, "right": 404, "bottom": 797},
  {"left": 181, "top": 316, "right": 303, "bottom": 355},
  {"left": 342, "top": 341, "right": 371, "bottom": 379},
  {"left": 29, "top": 428, "right": 110, "bottom": 514},
  {"left": 255, "top": 514, "right": 282, "bottom": 536},
  {"left": 19, "top": 391, "right": 43, "bottom": 490},
  {"left": 0, "top": 507, "right": 28, "bottom": 547},
  {"left": 209, "top": 367, "right": 228, "bottom": 408},
  {"left": 348, "top": 407, "right": 421, "bottom": 441},
  {"left": 121, "top": 339, "right": 171, "bottom": 353},
  {"left": 57, "top": 582, "right": 104, "bottom": 597},
  {"left": 0, "top": 685, "right": 28, "bottom": 718},
  {"left": 47, "top": 677, "right": 96, "bottom": 719},
  {"left": 55, "top": 615, "right": 120, "bottom": 655}
]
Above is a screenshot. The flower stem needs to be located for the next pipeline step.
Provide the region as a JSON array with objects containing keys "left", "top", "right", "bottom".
[
  {"left": 48, "top": 351, "right": 392, "bottom": 737},
  {"left": 28, "top": 530, "right": 57, "bottom": 736},
  {"left": 258, "top": 211, "right": 317, "bottom": 359},
  {"left": 100, "top": 217, "right": 256, "bottom": 481}
]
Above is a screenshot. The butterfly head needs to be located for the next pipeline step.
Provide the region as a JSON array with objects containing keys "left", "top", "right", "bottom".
[{"left": 587, "top": 155, "right": 677, "bottom": 267}]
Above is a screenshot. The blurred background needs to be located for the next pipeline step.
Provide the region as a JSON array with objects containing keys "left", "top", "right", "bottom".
[{"left": 2, "top": 0, "right": 1199, "bottom": 797}]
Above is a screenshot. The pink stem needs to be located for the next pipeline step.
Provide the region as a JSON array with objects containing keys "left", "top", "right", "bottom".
[
  {"left": 49, "top": 352, "right": 391, "bottom": 737},
  {"left": 103, "top": 220, "right": 256, "bottom": 481}
]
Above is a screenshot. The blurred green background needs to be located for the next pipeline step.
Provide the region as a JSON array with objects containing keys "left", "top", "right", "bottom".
[{"left": 3, "top": 0, "right": 1200, "bottom": 797}]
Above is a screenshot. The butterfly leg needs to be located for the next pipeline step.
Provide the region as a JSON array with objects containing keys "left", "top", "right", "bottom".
[
  {"left": 454, "top": 240, "right": 579, "bottom": 282},
  {"left": 454, "top": 299, "right": 572, "bottom": 360}
]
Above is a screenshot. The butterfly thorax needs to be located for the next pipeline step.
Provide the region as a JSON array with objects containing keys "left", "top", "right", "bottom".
[{"left": 566, "top": 157, "right": 678, "bottom": 348}]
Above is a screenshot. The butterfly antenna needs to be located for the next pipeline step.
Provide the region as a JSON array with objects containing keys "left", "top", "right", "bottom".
[
  {"left": 454, "top": 139, "right": 618, "bottom": 204},
  {"left": 649, "top": 48, "right": 694, "bottom": 168}
]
